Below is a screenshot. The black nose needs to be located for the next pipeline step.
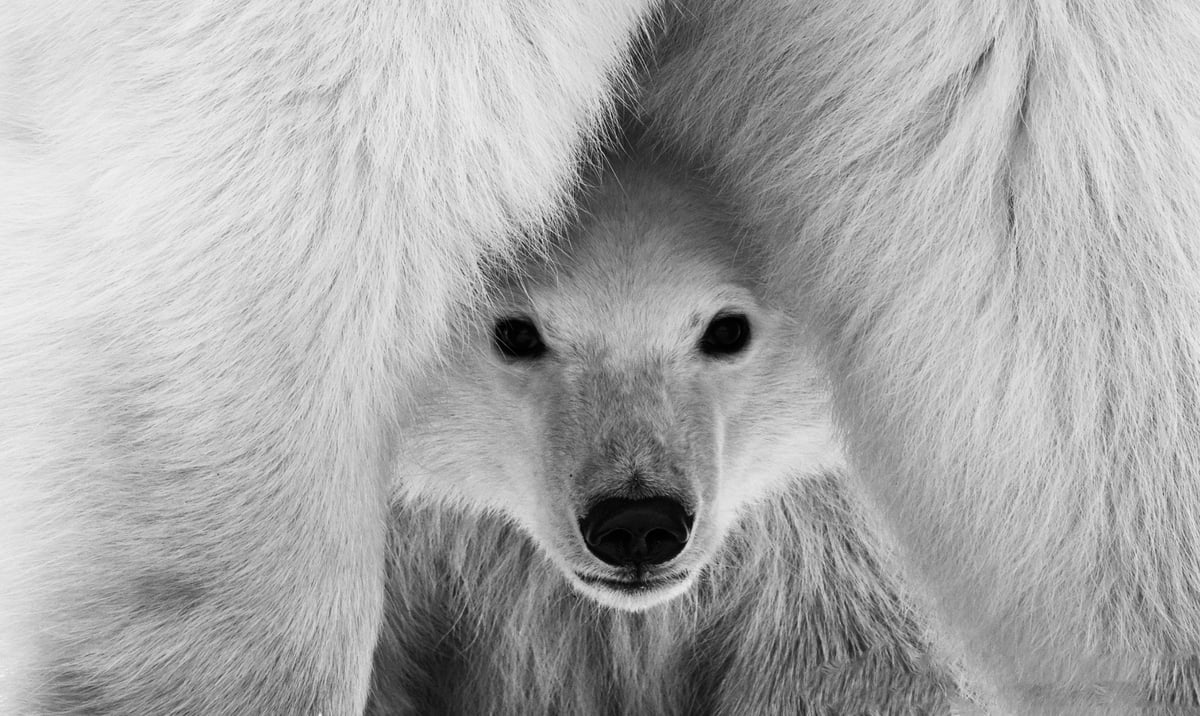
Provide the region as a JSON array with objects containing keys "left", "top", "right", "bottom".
[{"left": 579, "top": 497, "right": 692, "bottom": 568}]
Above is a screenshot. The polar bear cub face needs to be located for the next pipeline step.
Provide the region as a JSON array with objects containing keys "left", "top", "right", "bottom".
[{"left": 396, "top": 162, "right": 842, "bottom": 611}]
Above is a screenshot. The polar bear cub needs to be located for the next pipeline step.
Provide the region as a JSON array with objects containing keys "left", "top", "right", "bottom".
[{"left": 394, "top": 160, "right": 843, "bottom": 611}]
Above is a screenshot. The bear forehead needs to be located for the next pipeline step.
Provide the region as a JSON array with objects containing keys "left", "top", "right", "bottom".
[{"left": 519, "top": 265, "right": 759, "bottom": 359}]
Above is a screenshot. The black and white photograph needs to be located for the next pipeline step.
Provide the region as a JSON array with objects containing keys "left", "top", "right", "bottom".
[{"left": 3, "top": 2, "right": 1199, "bottom": 713}]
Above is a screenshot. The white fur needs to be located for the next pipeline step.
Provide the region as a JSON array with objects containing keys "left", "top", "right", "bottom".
[
  {"left": 379, "top": 161, "right": 947, "bottom": 711},
  {"left": 0, "top": 1, "right": 651, "bottom": 712},
  {"left": 5, "top": 0, "right": 1200, "bottom": 712},
  {"left": 644, "top": 0, "right": 1200, "bottom": 711},
  {"left": 373, "top": 477, "right": 952, "bottom": 714},
  {"left": 394, "top": 160, "right": 843, "bottom": 611}
]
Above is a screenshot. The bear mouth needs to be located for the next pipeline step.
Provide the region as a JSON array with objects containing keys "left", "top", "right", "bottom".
[{"left": 574, "top": 571, "right": 688, "bottom": 593}]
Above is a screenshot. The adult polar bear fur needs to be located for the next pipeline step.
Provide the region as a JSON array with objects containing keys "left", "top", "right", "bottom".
[
  {"left": 2, "top": 0, "right": 1199, "bottom": 713},
  {"left": 0, "top": 1, "right": 653, "bottom": 713},
  {"left": 369, "top": 159, "right": 953, "bottom": 713},
  {"left": 642, "top": 0, "right": 1200, "bottom": 711}
]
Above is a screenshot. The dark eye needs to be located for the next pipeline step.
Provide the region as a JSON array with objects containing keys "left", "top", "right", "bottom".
[
  {"left": 700, "top": 314, "right": 751, "bottom": 357},
  {"left": 493, "top": 317, "right": 546, "bottom": 359}
]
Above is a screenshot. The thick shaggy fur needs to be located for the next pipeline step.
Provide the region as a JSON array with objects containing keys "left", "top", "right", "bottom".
[
  {"left": 371, "top": 477, "right": 950, "bottom": 715},
  {"left": 641, "top": 1, "right": 1200, "bottom": 711},
  {"left": 372, "top": 161, "right": 952, "bottom": 713},
  {"left": 4, "top": 0, "right": 1200, "bottom": 713},
  {"left": 0, "top": 2, "right": 651, "bottom": 713},
  {"left": 389, "top": 160, "right": 850, "bottom": 609}
]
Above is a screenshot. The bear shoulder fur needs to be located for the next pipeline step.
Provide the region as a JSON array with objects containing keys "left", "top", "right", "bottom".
[
  {"left": 0, "top": 1, "right": 651, "bottom": 712},
  {"left": 643, "top": 1, "right": 1200, "bottom": 711}
]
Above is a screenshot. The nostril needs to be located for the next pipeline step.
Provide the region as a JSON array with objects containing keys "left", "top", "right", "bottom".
[{"left": 579, "top": 497, "right": 692, "bottom": 568}]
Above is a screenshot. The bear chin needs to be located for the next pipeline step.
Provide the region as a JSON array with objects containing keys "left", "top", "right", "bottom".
[{"left": 568, "top": 570, "right": 699, "bottom": 612}]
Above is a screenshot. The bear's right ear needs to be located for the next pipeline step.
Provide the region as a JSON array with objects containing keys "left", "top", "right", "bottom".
[{"left": 494, "top": 317, "right": 547, "bottom": 360}]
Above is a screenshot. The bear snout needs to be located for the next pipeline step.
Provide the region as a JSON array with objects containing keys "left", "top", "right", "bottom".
[{"left": 578, "top": 496, "right": 693, "bottom": 568}]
